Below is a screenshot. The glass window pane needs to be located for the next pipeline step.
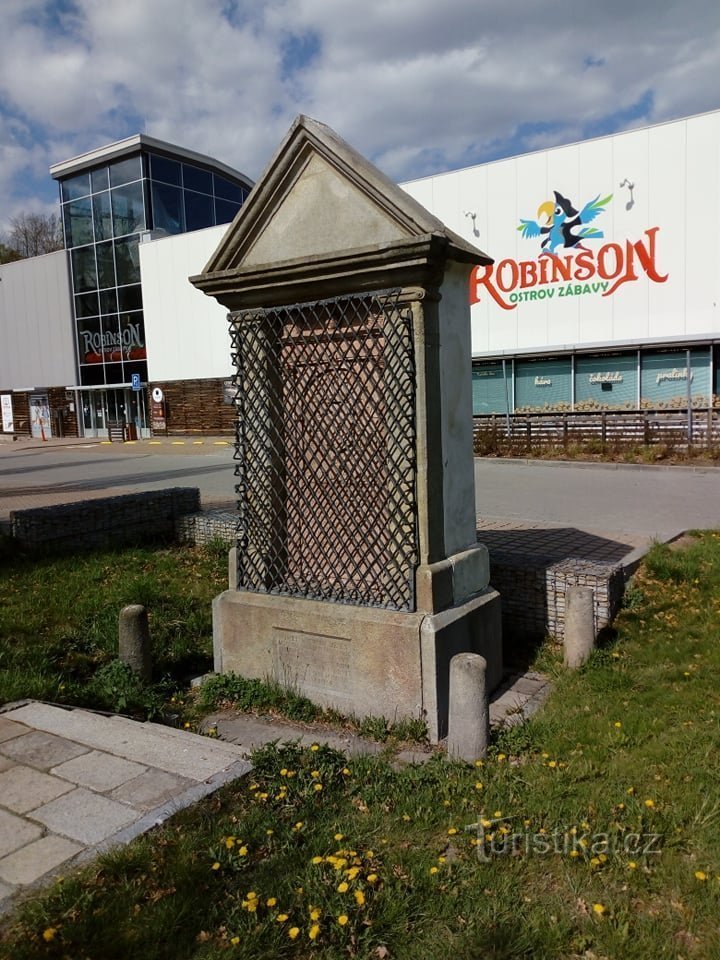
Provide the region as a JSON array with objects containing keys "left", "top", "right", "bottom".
[
  {"left": 60, "top": 172, "right": 91, "bottom": 202},
  {"left": 575, "top": 354, "right": 638, "bottom": 409},
  {"left": 120, "top": 312, "right": 147, "bottom": 361},
  {"left": 71, "top": 245, "right": 97, "bottom": 293},
  {"left": 103, "top": 362, "right": 124, "bottom": 385},
  {"left": 472, "top": 362, "right": 509, "bottom": 415},
  {"left": 514, "top": 358, "right": 572, "bottom": 411},
  {"left": 213, "top": 175, "right": 243, "bottom": 202},
  {"left": 77, "top": 315, "right": 102, "bottom": 364},
  {"left": 92, "top": 191, "right": 112, "bottom": 241},
  {"left": 63, "top": 197, "right": 93, "bottom": 247},
  {"left": 75, "top": 291, "right": 99, "bottom": 319},
  {"left": 182, "top": 164, "right": 212, "bottom": 194},
  {"left": 117, "top": 284, "right": 143, "bottom": 312},
  {"left": 95, "top": 240, "right": 116, "bottom": 289},
  {"left": 114, "top": 237, "right": 141, "bottom": 285},
  {"left": 151, "top": 182, "right": 184, "bottom": 234},
  {"left": 101, "top": 316, "right": 123, "bottom": 363},
  {"left": 91, "top": 167, "right": 109, "bottom": 193},
  {"left": 79, "top": 364, "right": 104, "bottom": 386},
  {"left": 214, "top": 198, "right": 240, "bottom": 225},
  {"left": 184, "top": 190, "right": 214, "bottom": 231},
  {"left": 151, "top": 154, "right": 181, "bottom": 185},
  {"left": 99, "top": 288, "right": 118, "bottom": 315},
  {"left": 109, "top": 155, "right": 142, "bottom": 187},
  {"left": 640, "top": 349, "right": 710, "bottom": 407},
  {"left": 111, "top": 182, "right": 145, "bottom": 237}
]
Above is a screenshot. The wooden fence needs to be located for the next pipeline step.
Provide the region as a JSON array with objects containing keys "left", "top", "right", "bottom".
[{"left": 473, "top": 407, "right": 720, "bottom": 449}]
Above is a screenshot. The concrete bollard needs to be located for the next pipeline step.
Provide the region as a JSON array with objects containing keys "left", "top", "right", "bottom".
[
  {"left": 119, "top": 604, "right": 152, "bottom": 682},
  {"left": 447, "top": 653, "right": 489, "bottom": 762},
  {"left": 564, "top": 585, "right": 595, "bottom": 669}
]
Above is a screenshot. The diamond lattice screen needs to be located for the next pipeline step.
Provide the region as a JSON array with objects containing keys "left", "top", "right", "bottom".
[{"left": 230, "top": 290, "right": 418, "bottom": 610}]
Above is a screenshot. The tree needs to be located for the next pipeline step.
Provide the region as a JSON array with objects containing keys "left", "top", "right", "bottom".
[
  {"left": 5, "top": 211, "right": 64, "bottom": 258},
  {"left": 0, "top": 242, "right": 23, "bottom": 264}
]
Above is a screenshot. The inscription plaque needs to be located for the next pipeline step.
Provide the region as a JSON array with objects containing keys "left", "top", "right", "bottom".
[{"left": 273, "top": 628, "right": 352, "bottom": 708}]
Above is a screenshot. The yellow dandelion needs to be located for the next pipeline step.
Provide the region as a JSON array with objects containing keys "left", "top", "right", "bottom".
[
  {"left": 267, "top": 897, "right": 277, "bottom": 908},
  {"left": 313, "top": 783, "right": 323, "bottom": 792},
  {"left": 310, "top": 744, "right": 320, "bottom": 752},
  {"left": 569, "top": 850, "right": 580, "bottom": 858},
  {"left": 354, "top": 890, "right": 366, "bottom": 906},
  {"left": 337, "top": 881, "right": 349, "bottom": 893},
  {"left": 342, "top": 767, "right": 351, "bottom": 775},
  {"left": 288, "top": 927, "right": 300, "bottom": 940},
  {"left": 364, "top": 850, "right": 374, "bottom": 858},
  {"left": 695, "top": 870, "right": 708, "bottom": 881},
  {"left": 309, "top": 924, "right": 321, "bottom": 940},
  {"left": 614, "top": 721, "right": 622, "bottom": 728},
  {"left": 548, "top": 760, "right": 557, "bottom": 768},
  {"left": 211, "top": 861, "right": 221, "bottom": 871},
  {"left": 311, "top": 770, "right": 320, "bottom": 778},
  {"left": 447, "top": 827, "right": 458, "bottom": 836},
  {"left": 402, "top": 814, "right": 411, "bottom": 822},
  {"left": 334, "top": 832, "right": 344, "bottom": 841},
  {"left": 309, "top": 907, "right": 321, "bottom": 921},
  {"left": 294, "top": 821, "right": 304, "bottom": 830},
  {"left": 644, "top": 799, "right": 655, "bottom": 808},
  {"left": 345, "top": 867, "right": 360, "bottom": 880},
  {"left": 592, "top": 903, "right": 606, "bottom": 916},
  {"left": 246, "top": 892, "right": 257, "bottom": 900},
  {"left": 230, "top": 936, "right": 240, "bottom": 945},
  {"left": 238, "top": 846, "right": 248, "bottom": 857},
  {"left": 42, "top": 928, "right": 57, "bottom": 943},
  {"left": 280, "top": 768, "right": 288, "bottom": 777},
  {"left": 475, "top": 781, "right": 484, "bottom": 790},
  {"left": 474, "top": 759, "right": 484, "bottom": 767},
  {"left": 338, "top": 914, "right": 349, "bottom": 926},
  {"left": 493, "top": 811, "right": 502, "bottom": 818},
  {"left": 429, "top": 866, "right": 439, "bottom": 875},
  {"left": 367, "top": 873, "right": 379, "bottom": 884},
  {"left": 628, "top": 861, "right": 637, "bottom": 870},
  {"left": 311, "top": 856, "right": 324, "bottom": 865},
  {"left": 266, "top": 829, "right": 274, "bottom": 836},
  {"left": 590, "top": 857, "right": 601, "bottom": 867},
  {"left": 225, "top": 837, "right": 235, "bottom": 848},
  {"left": 277, "top": 914, "right": 289, "bottom": 923},
  {"left": 627, "top": 787, "right": 635, "bottom": 795},
  {"left": 497, "top": 753, "right": 506, "bottom": 762},
  {"left": 443, "top": 799, "right": 450, "bottom": 807}
]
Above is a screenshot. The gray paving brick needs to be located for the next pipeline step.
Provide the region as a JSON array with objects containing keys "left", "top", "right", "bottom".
[
  {"left": 0, "top": 879, "right": 15, "bottom": 904},
  {"left": 4, "top": 703, "right": 249, "bottom": 780},
  {"left": 0, "top": 765, "right": 74, "bottom": 814},
  {"left": 0, "top": 835, "right": 82, "bottom": 886},
  {"left": 29, "top": 788, "right": 137, "bottom": 845},
  {"left": 0, "top": 731, "right": 89, "bottom": 770},
  {"left": 109, "top": 769, "right": 193, "bottom": 811},
  {"left": 0, "top": 756, "right": 15, "bottom": 773},
  {"left": 0, "top": 808, "right": 42, "bottom": 859},
  {"left": 0, "top": 718, "right": 30, "bottom": 744},
  {"left": 51, "top": 751, "right": 147, "bottom": 792}
]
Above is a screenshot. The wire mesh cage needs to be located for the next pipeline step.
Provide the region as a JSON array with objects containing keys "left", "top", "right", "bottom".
[{"left": 229, "top": 289, "right": 418, "bottom": 611}]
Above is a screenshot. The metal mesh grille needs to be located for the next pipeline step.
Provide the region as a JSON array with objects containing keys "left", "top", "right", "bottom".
[{"left": 230, "top": 289, "right": 418, "bottom": 611}]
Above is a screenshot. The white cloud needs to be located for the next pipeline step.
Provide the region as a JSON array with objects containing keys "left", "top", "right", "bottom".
[{"left": 0, "top": 0, "right": 718, "bottom": 231}]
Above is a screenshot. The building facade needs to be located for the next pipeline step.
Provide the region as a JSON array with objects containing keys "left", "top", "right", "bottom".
[
  {"left": 400, "top": 109, "right": 720, "bottom": 416},
  {"left": 3, "top": 110, "right": 720, "bottom": 437},
  {"left": 0, "top": 134, "right": 252, "bottom": 439}
]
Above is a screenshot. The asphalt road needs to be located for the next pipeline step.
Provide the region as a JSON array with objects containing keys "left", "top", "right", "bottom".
[{"left": 2, "top": 440, "right": 720, "bottom": 540}]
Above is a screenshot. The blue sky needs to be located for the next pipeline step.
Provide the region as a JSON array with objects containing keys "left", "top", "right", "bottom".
[{"left": 1, "top": 0, "right": 719, "bottom": 232}]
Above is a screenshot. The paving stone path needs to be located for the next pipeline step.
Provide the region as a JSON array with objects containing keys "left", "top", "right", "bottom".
[{"left": 0, "top": 702, "right": 250, "bottom": 916}]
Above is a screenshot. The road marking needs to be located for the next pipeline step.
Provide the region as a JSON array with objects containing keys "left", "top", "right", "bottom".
[{"left": 148, "top": 441, "right": 162, "bottom": 445}]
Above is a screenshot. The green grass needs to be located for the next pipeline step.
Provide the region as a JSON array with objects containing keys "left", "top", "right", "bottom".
[
  {"left": 2, "top": 534, "right": 720, "bottom": 958},
  {"left": 0, "top": 542, "right": 227, "bottom": 716}
]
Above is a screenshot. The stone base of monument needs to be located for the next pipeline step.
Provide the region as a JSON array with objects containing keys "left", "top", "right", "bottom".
[{"left": 212, "top": 584, "right": 501, "bottom": 744}]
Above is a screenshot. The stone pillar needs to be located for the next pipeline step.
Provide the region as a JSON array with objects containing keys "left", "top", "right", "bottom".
[
  {"left": 119, "top": 604, "right": 152, "bottom": 682},
  {"left": 447, "top": 653, "right": 489, "bottom": 761},
  {"left": 564, "top": 586, "right": 595, "bottom": 669}
]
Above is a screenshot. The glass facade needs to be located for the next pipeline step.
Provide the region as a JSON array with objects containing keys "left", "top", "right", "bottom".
[
  {"left": 473, "top": 346, "right": 714, "bottom": 415},
  {"left": 58, "top": 147, "right": 249, "bottom": 391}
]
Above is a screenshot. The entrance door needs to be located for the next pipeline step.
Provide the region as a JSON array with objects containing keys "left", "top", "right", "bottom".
[
  {"left": 81, "top": 391, "right": 107, "bottom": 438},
  {"left": 80, "top": 388, "right": 150, "bottom": 438},
  {"left": 29, "top": 395, "right": 52, "bottom": 440}
]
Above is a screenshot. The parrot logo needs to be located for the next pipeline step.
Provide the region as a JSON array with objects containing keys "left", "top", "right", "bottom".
[{"left": 518, "top": 191, "right": 612, "bottom": 255}]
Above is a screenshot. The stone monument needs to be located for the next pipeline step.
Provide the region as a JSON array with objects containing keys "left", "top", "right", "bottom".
[{"left": 191, "top": 116, "right": 501, "bottom": 742}]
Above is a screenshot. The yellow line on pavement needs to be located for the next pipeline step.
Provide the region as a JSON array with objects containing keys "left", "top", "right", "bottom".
[{"left": 148, "top": 441, "right": 162, "bottom": 445}]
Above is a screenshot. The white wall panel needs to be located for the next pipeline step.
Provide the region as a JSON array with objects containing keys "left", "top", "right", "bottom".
[
  {"left": 139, "top": 225, "right": 232, "bottom": 381},
  {"left": 400, "top": 110, "right": 720, "bottom": 357},
  {"left": 0, "top": 251, "right": 75, "bottom": 389}
]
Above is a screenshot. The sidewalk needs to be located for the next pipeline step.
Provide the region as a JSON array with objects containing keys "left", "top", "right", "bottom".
[{"left": 0, "top": 701, "right": 250, "bottom": 917}]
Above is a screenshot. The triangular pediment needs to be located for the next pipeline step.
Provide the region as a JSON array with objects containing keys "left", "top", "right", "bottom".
[{"left": 201, "top": 116, "right": 488, "bottom": 275}]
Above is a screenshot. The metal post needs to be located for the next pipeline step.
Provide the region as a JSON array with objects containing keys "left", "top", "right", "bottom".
[
  {"left": 502, "top": 358, "right": 511, "bottom": 437},
  {"left": 687, "top": 348, "right": 693, "bottom": 445}
]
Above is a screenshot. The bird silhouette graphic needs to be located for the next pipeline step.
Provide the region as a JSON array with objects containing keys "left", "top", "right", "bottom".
[{"left": 518, "top": 191, "right": 612, "bottom": 254}]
